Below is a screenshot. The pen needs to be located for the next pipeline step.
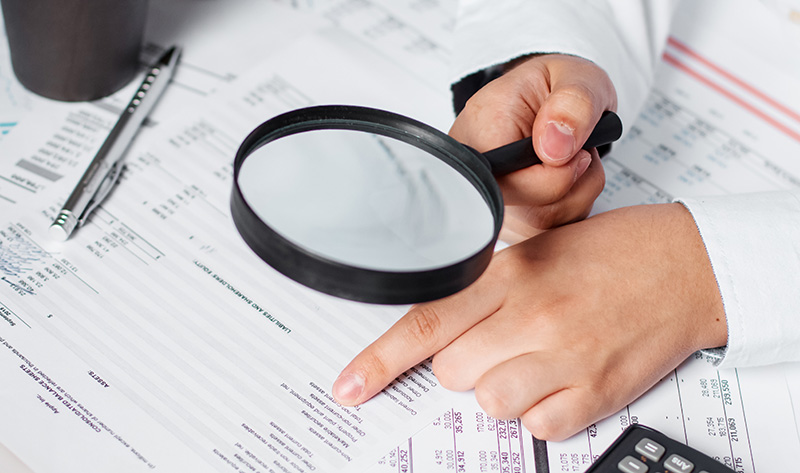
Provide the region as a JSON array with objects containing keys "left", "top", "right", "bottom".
[{"left": 50, "top": 46, "right": 182, "bottom": 241}]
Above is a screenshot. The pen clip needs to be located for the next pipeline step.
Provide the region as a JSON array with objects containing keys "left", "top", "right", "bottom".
[{"left": 76, "top": 161, "right": 124, "bottom": 227}]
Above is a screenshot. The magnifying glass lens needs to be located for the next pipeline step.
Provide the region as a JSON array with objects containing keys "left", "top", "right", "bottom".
[
  {"left": 232, "top": 105, "right": 620, "bottom": 304},
  {"left": 238, "top": 129, "right": 495, "bottom": 272}
]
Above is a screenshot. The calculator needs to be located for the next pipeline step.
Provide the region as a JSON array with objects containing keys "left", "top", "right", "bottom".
[{"left": 584, "top": 424, "right": 736, "bottom": 473}]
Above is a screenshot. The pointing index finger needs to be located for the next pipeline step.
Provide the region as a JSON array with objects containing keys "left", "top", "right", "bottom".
[{"left": 332, "top": 270, "right": 507, "bottom": 406}]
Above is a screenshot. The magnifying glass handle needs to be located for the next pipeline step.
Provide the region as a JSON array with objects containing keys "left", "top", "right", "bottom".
[{"left": 483, "top": 110, "right": 623, "bottom": 176}]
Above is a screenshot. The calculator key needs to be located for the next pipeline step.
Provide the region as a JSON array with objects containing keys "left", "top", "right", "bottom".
[
  {"left": 664, "top": 453, "right": 695, "bottom": 473},
  {"left": 635, "top": 438, "right": 665, "bottom": 461},
  {"left": 618, "top": 455, "right": 648, "bottom": 473}
]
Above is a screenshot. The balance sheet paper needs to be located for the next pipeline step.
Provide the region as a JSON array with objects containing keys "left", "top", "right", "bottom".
[
  {"left": 1, "top": 1, "right": 800, "bottom": 473},
  {"left": 0, "top": 20, "right": 460, "bottom": 473}
]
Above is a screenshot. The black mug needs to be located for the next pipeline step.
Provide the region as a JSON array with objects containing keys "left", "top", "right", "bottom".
[{"left": 1, "top": 0, "right": 149, "bottom": 102}]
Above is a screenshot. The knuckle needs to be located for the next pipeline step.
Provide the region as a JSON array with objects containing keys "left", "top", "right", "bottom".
[
  {"left": 522, "top": 408, "right": 567, "bottom": 441},
  {"left": 589, "top": 373, "right": 618, "bottom": 408},
  {"left": 555, "top": 84, "right": 598, "bottom": 116},
  {"left": 462, "top": 88, "right": 491, "bottom": 112},
  {"left": 540, "top": 182, "right": 571, "bottom": 205},
  {"left": 461, "top": 81, "right": 511, "bottom": 120},
  {"left": 522, "top": 204, "right": 562, "bottom": 230},
  {"left": 579, "top": 156, "right": 606, "bottom": 190},
  {"left": 432, "top": 348, "right": 479, "bottom": 392},
  {"left": 474, "top": 384, "right": 514, "bottom": 419},
  {"left": 587, "top": 165, "right": 606, "bottom": 195},
  {"left": 573, "top": 205, "right": 593, "bottom": 223},
  {"left": 403, "top": 305, "right": 444, "bottom": 350},
  {"left": 431, "top": 354, "right": 459, "bottom": 390}
]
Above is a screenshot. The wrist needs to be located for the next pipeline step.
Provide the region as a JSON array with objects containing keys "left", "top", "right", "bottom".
[{"left": 661, "top": 203, "right": 728, "bottom": 351}]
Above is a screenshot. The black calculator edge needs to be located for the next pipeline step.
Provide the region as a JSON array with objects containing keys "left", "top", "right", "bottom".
[
  {"left": 584, "top": 424, "right": 656, "bottom": 472},
  {"left": 584, "top": 423, "right": 738, "bottom": 473}
]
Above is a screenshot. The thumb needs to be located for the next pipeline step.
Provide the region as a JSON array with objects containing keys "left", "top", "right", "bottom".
[{"left": 532, "top": 58, "right": 617, "bottom": 165}]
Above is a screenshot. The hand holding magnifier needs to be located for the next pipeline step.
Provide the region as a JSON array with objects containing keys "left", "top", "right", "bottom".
[{"left": 231, "top": 105, "right": 622, "bottom": 304}]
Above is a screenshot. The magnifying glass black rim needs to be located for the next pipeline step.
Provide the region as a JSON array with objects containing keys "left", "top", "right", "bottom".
[{"left": 231, "top": 104, "right": 503, "bottom": 305}]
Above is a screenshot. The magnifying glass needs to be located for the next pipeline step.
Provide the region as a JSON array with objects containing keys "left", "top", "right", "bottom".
[{"left": 231, "top": 105, "right": 622, "bottom": 304}]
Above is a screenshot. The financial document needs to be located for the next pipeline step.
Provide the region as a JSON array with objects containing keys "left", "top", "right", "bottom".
[
  {"left": 0, "top": 2, "right": 461, "bottom": 472},
  {"left": 2, "top": 0, "right": 800, "bottom": 472}
]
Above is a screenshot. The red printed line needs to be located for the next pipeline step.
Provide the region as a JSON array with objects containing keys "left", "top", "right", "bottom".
[
  {"left": 667, "top": 36, "right": 800, "bottom": 124},
  {"left": 662, "top": 51, "right": 800, "bottom": 144}
]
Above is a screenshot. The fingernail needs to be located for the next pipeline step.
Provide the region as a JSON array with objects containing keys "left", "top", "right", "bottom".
[
  {"left": 333, "top": 372, "right": 365, "bottom": 404},
  {"left": 540, "top": 121, "right": 575, "bottom": 164},
  {"left": 574, "top": 155, "right": 592, "bottom": 183}
]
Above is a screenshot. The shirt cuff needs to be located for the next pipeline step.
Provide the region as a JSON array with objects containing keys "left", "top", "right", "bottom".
[{"left": 677, "top": 191, "right": 800, "bottom": 369}]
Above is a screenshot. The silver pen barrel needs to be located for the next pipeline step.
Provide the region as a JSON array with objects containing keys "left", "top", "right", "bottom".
[{"left": 50, "top": 46, "right": 181, "bottom": 241}]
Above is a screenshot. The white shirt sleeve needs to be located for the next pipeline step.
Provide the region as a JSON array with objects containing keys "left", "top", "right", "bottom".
[
  {"left": 678, "top": 192, "right": 800, "bottom": 368},
  {"left": 450, "top": 0, "right": 681, "bottom": 126},
  {"left": 451, "top": 0, "right": 800, "bottom": 369}
]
